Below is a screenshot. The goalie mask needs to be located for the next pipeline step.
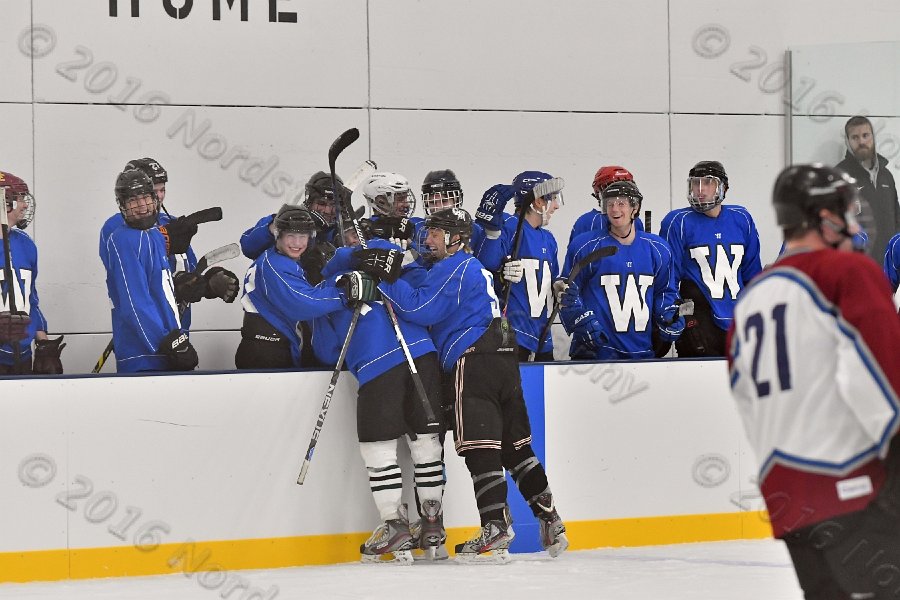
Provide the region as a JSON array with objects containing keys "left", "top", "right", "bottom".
[
  {"left": 420, "top": 207, "right": 472, "bottom": 261},
  {"left": 600, "top": 180, "right": 643, "bottom": 221},
  {"left": 363, "top": 172, "right": 416, "bottom": 218},
  {"left": 687, "top": 160, "right": 728, "bottom": 212},
  {"left": 421, "top": 169, "right": 463, "bottom": 215},
  {"left": 115, "top": 169, "right": 159, "bottom": 230},
  {"left": 0, "top": 171, "right": 36, "bottom": 229}
]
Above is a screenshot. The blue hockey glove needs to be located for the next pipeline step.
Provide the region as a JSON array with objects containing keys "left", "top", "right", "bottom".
[
  {"left": 557, "top": 279, "right": 583, "bottom": 311},
  {"left": 474, "top": 184, "right": 515, "bottom": 231},
  {"left": 571, "top": 310, "right": 606, "bottom": 354}
]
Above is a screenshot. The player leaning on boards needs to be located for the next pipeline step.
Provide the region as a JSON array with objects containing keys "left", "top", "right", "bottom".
[
  {"left": 0, "top": 171, "right": 64, "bottom": 375},
  {"left": 659, "top": 161, "right": 762, "bottom": 357},
  {"left": 348, "top": 207, "right": 568, "bottom": 563},
  {"left": 728, "top": 164, "right": 900, "bottom": 600},
  {"left": 558, "top": 180, "right": 684, "bottom": 360}
]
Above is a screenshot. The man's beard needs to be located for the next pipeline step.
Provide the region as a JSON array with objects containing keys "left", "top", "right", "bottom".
[{"left": 854, "top": 145, "right": 874, "bottom": 162}]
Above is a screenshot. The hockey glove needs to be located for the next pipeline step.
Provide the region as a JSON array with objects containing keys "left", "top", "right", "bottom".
[
  {"left": 300, "top": 242, "right": 336, "bottom": 285},
  {"left": 571, "top": 311, "right": 606, "bottom": 355},
  {"left": 157, "top": 329, "right": 198, "bottom": 371},
  {"left": 474, "top": 184, "right": 515, "bottom": 231},
  {"left": 33, "top": 335, "right": 65, "bottom": 375},
  {"left": 173, "top": 271, "right": 208, "bottom": 304},
  {"left": 0, "top": 311, "right": 30, "bottom": 344},
  {"left": 204, "top": 267, "right": 240, "bottom": 303},
  {"left": 354, "top": 247, "right": 404, "bottom": 283},
  {"left": 557, "top": 279, "right": 584, "bottom": 311},
  {"left": 499, "top": 256, "right": 524, "bottom": 284},
  {"left": 158, "top": 216, "right": 199, "bottom": 255},
  {"left": 368, "top": 217, "right": 414, "bottom": 242},
  {"left": 337, "top": 271, "right": 380, "bottom": 308}
]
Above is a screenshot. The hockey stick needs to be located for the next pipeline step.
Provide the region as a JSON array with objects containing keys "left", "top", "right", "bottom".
[
  {"left": 91, "top": 242, "right": 241, "bottom": 373},
  {"left": 644, "top": 210, "right": 652, "bottom": 235},
  {"left": 531, "top": 245, "right": 618, "bottom": 360},
  {"left": 327, "top": 128, "right": 439, "bottom": 429},
  {"left": 0, "top": 188, "right": 23, "bottom": 373},
  {"left": 297, "top": 303, "right": 363, "bottom": 485},
  {"left": 288, "top": 160, "right": 377, "bottom": 208}
]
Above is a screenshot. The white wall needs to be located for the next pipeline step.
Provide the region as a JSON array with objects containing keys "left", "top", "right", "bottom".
[{"left": 2, "top": 0, "right": 900, "bottom": 373}]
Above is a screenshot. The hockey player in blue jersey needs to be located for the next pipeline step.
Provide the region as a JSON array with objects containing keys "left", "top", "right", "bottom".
[
  {"left": 350, "top": 207, "right": 568, "bottom": 562},
  {"left": 659, "top": 161, "right": 762, "bottom": 357},
  {"left": 559, "top": 180, "right": 683, "bottom": 360},
  {"left": 568, "top": 165, "right": 644, "bottom": 246},
  {"left": 884, "top": 232, "right": 900, "bottom": 310},
  {"left": 475, "top": 172, "right": 563, "bottom": 361},
  {"left": 420, "top": 169, "right": 486, "bottom": 253},
  {"left": 312, "top": 236, "right": 447, "bottom": 563},
  {"left": 234, "top": 205, "right": 346, "bottom": 369},
  {"left": 0, "top": 171, "right": 64, "bottom": 375},
  {"left": 100, "top": 170, "right": 198, "bottom": 372}
]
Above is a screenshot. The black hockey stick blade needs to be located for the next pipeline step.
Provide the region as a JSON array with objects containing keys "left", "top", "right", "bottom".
[
  {"left": 182, "top": 206, "right": 223, "bottom": 227},
  {"left": 569, "top": 245, "right": 618, "bottom": 283},
  {"left": 195, "top": 242, "right": 241, "bottom": 274},
  {"left": 328, "top": 128, "right": 360, "bottom": 173}
]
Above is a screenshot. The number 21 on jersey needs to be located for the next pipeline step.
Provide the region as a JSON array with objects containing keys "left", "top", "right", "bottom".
[{"left": 739, "top": 303, "right": 792, "bottom": 398}]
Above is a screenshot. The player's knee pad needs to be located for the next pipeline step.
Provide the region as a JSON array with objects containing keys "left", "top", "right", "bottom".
[
  {"left": 406, "top": 432, "right": 442, "bottom": 465},
  {"left": 359, "top": 439, "right": 398, "bottom": 469}
]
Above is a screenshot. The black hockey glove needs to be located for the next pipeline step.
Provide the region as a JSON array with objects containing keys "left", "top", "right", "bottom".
[
  {"left": 203, "top": 267, "right": 240, "bottom": 303},
  {"left": 0, "top": 311, "right": 30, "bottom": 344},
  {"left": 157, "top": 329, "right": 198, "bottom": 371},
  {"left": 158, "top": 216, "right": 199, "bottom": 255},
  {"left": 354, "top": 247, "right": 404, "bottom": 283},
  {"left": 300, "top": 242, "right": 336, "bottom": 285},
  {"left": 33, "top": 335, "right": 65, "bottom": 375},
  {"left": 475, "top": 184, "right": 515, "bottom": 231},
  {"left": 367, "top": 217, "right": 415, "bottom": 242},
  {"left": 337, "top": 271, "right": 380, "bottom": 308},
  {"left": 173, "top": 271, "right": 208, "bottom": 304}
]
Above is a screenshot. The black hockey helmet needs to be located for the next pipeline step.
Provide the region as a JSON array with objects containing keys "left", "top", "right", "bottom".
[
  {"left": 425, "top": 207, "right": 472, "bottom": 240},
  {"left": 304, "top": 171, "right": 343, "bottom": 204},
  {"left": 421, "top": 169, "right": 463, "bottom": 215},
  {"left": 772, "top": 164, "right": 859, "bottom": 234},
  {"left": 687, "top": 160, "right": 728, "bottom": 212},
  {"left": 273, "top": 204, "right": 318, "bottom": 239},
  {"left": 125, "top": 157, "right": 168, "bottom": 185},
  {"left": 115, "top": 169, "right": 159, "bottom": 229},
  {"left": 600, "top": 180, "right": 643, "bottom": 217}
]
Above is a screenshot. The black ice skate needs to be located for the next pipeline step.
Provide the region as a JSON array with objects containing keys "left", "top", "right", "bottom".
[
  {"left": 454, "top": 507, "right": 515, "bottom": 565},
  {"left": 535, "top": 492, "right": 568, "bottom": 558},
  {"left": 360, "top": 513, "right": 415, "bottom": 565},
  {"left": 410, "top": 499, "right": 448, "bottom": 561}
]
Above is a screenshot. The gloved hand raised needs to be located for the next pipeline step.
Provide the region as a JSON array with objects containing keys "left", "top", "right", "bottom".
[
  {"left": 354, "top": 247, "right": 404, "bottom": 283},
  {"left": 204, "top": 267, "right": 240, "bottom": 303},
  {"left": 158, "top": 216, "right": 198, "bottom": 255},
  {"left": 474, "top": 184, "right": 515, "bottom": 231}
]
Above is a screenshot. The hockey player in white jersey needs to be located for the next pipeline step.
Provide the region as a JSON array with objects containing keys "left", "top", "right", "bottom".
[{"left": 728, "top": 164, "right": 900, "bottom": 600}]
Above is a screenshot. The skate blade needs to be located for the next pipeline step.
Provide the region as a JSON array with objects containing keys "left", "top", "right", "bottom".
[
  {"left": 412, "top": 544, "right": 449, "bottom": 561},
  {"left": 546, "top": 532, "right": 569, "bottom": 558},
  {"left": 361, "top": 550, "right": 414, "bottom": 565},
  {"left": 454, "top": 549, "right": 511, "bottom": 565}
]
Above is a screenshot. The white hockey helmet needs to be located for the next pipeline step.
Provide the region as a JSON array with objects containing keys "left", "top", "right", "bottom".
[{"left": 362, "top": 172, "right": 416, "bottom": 218}]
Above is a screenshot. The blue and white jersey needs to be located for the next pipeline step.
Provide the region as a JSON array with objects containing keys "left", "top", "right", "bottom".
[
  {"left": 240, "top": 247, "right": 344, "bottom": 367},
  {"left": 884, "top": 232, "right": 900, "bottom": 308},
  {"left": 101, "top": 212, "right": 198, "bottom": 328},
  {"left": 569, "top": 210, "right": 643, "bottom": 247},
  {"left": 240, "top": 214, "right": 276, "bottom": 260},
  {"left": 561, "top": 231, "right": 682, "bottom": 359},
  {"left": 378, "top": 250, "right": 501, "bottom": 372},
  {"left": 101, "top": 226, "right": 182, "bottom": 372},
  {"left": 476, "top": 213, "right": 559, "bottom": 353},
  {"left": 0, "top": 229, "right": 48, "bottom": 366},
  {"left": 659, "top": 205, "right": 762, "bottom": 332},
  {"left": 412, "top": 218, "right": 485, "bottom": 266},
  {"left": 313, "top": 240, "right": 436, "bottom": 385}
]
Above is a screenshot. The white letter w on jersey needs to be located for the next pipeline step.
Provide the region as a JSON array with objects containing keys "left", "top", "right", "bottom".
[
  {"left": 690, "top": 245, "right": 745, "bottom": 300},
  {"left": 600, "top": 274, "right": 653, "bottom": 332},
  {"left": 521, "top": 258, "right": 552, "bottom": 318}
]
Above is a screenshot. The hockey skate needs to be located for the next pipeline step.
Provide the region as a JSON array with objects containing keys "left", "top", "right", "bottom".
[
  {"left": 454, "top": 508, "right": 515, "bottom": 565},
  {"left": 535, "top": 492, "right": 568, "bottom": 558},
  {"left": 409, "top": 499, "right": 448, "bottom": 561},
  {"left": 360, "top": 514, "right": 415, "bottom": 565}
]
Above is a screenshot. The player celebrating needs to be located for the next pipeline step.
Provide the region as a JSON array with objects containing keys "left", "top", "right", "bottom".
[
  {"left": 350, "top": 207, "right": 568, "bottom": 562},
  {"left": 100, "top": 170, "right": 198, "bottom": 372},
  {"left": 475, "top": 172, "right": 563, "bottom": 361},
  {"left": 659, "top": 160, "right": 762, "bottom": 357},
  {"left": 0, "top": 171, "right": 64, "bottom": 375},
  {"left": 568, "top": 165, "right": 644, "bottom": 245},
  {"left": 358, "top": 172, "right": 418, "bottom": 250},
  {"left": 728, "top": 164, "right": 900, "bottom": 600},
  {"left": 559, "top": 180, "right": 683, "bottom": 359},
  {"left": 420, "top": 169, "right": 485, "bottom": 253}
]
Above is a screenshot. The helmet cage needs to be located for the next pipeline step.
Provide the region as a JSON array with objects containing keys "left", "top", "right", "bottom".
[{"left": 687, "top": 176, "right": 726, "bottom": 212}]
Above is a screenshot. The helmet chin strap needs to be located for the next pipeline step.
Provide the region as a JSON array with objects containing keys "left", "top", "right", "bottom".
[{"left": 820, "top": 218, "right": 853, "bottom": 249}]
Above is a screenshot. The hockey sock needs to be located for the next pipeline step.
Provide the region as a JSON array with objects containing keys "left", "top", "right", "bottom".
[
  {"left": 503, "top": 444, "right": 551, "bottom": 518},
  {"left": 463, "top": 449, "right": 508, "bottom": 526},
  {"left": 359, "top": 440, "right": 402, "bottom": 521},
  {"left": 406, "top": 433, "right": 445, "bottom": 511}
]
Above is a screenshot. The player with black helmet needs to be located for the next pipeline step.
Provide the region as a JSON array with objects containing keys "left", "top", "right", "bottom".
[
  {"left": 728, "top": 164, "right": 900, "bottom": 600},
  {"left": 99, "top": 169, "right": 198, "bottom": 372},
  {"left": 659, "top": 160, "right": 762, "bottom": 357},
  {"left": 235, "top": 205, "right": 346, "bottom": 369},
  {"left": 568, "top": 165, "right": 646, "bottom": 246},
  {"left": 419, "top": 169, "right": 485, "bottom": 253},
  {"left": 0, "top": 171, "right": 64, "bottom": 375},
  {"left": 559, "top": 180, "right": 683, "bottom": 359},
  {"left": 347, "top": 206, "right": 569, "bottom": 563}
]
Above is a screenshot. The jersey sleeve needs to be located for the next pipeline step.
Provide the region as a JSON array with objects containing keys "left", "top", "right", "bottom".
[
  {"left": 255, "top": 254, "right": 345, "bottom": 322},
  {"left": 475, "top": 215, "right": 515, "bottom": 271},
  {"left": 659, "top": 211, "right": 686, "bottom": 282},
  {"left": 241, "top": 215, "right": 276, "bottom": 260},
  {"left": 378, "top": 258, "right": 468, "bottom": 327},
  {"left": 650, "top": 239, "right": 684, "bottom": 340},
  {"left": 739, "top": 211, "right": 763, "bottom": 286}
]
